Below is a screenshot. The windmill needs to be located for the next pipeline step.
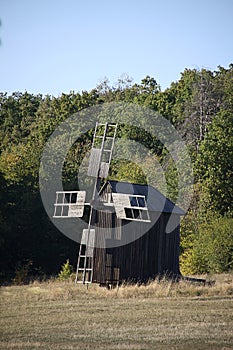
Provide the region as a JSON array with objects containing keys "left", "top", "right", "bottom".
[{"left": 53, "top": 122, "right": 151, "bottom": 284}]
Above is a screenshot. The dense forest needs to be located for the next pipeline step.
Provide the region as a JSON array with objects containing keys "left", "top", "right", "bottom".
[{"left": 0, "top": 65, "right": 232, "bottom": 283}]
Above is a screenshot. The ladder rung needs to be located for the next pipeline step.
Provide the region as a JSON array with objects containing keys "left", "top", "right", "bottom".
[
  {"left": 108, "top": 124, "right": 117, "bottom": 128},
  {"left": 96, "top": 123, "right": 117, "bottom": 127},
  {"left": 78, "top": 268, "right": 93, "bottom": 271},
  {"left": 76, "top": 280, "right": 92, "bottom": 284},
  {"left": 95, "top": 136, "right": 114, "bottom": 140}
]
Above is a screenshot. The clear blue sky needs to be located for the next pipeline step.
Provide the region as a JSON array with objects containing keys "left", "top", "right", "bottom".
[{"left": 1, "top": 0, "right": 233, "bottom": 96}]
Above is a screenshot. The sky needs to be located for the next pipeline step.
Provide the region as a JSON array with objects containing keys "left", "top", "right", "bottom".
[{"left": 0, "top": 0, "right": 233, "bottom": 96}]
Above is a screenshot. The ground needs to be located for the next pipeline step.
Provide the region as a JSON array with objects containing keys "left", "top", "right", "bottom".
[{"left": 0, "top": 274, "right": 233, "bottom": 349}]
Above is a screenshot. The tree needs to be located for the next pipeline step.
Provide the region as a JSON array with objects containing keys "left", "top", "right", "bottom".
[
  {"left": 1, "top": 65, "right": 233, "bottom": 280},
  {"left": 196, "top": 110, "right": 233, "bottom": 215},
  {"left": 180, "top": 212, "right": 233, "bottom": 274}
]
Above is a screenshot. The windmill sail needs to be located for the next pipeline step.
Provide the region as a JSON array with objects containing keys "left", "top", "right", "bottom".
[
  {"left": 53, "top": 122, "right": 118, "bottom": 284},
  {"left": 87, "top": 122, "right": 117, "bottom": 179},
  {"left": 53, "top": 191, "right": 86, "bottom": 218},
  {"left": 75, "top": 122, "right": 118, "bottom": 284},
  {"left": 87, "top": 148, "right": 102, "bottom": 177},
  {"left": 112, "top": 193, "right": 151, "bottom": 222}
]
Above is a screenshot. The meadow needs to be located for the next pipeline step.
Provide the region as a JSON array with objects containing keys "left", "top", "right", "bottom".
[{"left": 0, "top": 274, "right": 233, "bottom": 350}]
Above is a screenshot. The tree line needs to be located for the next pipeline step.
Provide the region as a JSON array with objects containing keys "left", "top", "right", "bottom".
[{"left": 0, "top": 65, "right": 232, "bottom": 282}]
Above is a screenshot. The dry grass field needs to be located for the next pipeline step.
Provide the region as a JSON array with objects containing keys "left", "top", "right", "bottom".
[{"left": 0, "top": 273, "right": 233, "bottom": 350}]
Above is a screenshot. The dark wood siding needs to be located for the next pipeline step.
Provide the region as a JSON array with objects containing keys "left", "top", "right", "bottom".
[
  {"left": 91, "top": 182, "right": 181, "bottom": 284},
  {"left": 92, "top": 211, "right": 180, "bottom": 284}
]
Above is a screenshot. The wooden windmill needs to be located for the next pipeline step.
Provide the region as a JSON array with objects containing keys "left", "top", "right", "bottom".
[{"left": 53, "top": 122, "right": 183, "bottom": 285}]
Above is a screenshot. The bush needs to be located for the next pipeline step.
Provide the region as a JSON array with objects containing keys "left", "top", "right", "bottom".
[
  {"left": 180, "top": 213, "right": 233, "bottom": 275},
  {"left": 57, "top": 259, "right": 74, "bottom": 281},
  {"left": 12, "top": 260, "right": 33, "bottom": 285}
]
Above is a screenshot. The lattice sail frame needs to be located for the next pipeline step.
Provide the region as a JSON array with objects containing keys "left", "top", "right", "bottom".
[
  {"left": 112, "top": 193, "right": 151, "bottom": 222},
  {"left": 53, "top": 191, "right": 86, "bottom": 218}
]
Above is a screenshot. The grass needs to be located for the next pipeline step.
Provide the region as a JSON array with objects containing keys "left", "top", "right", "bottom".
[{"left": 0, "top": 273, "right": 233, "bottom": 350}]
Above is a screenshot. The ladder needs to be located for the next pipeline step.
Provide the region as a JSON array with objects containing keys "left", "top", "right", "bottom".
[
  {"left": 75, "top": 122, "right": 118, "bottom": 284},
  {"left": 88, "top": 122, "right": 118, "bottom": 179},
  {"left": 75, "top": 228, "right": 95, "bottom": 284}
]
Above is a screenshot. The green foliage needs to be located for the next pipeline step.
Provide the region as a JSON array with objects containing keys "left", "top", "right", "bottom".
[
  {"left": 196, "top": 110, "right": 233, "bottom": 214},
  {"left": 180, "top": 212, "right": 233, "bottom": 275},
  {"left": 110, "top": 159, "right": 147, "bottom": 184},
  {"left": 0, "top": 65, "right": 232, "bottom": 280},
  {"left": 57, "top": 259, "right": 74, "bottom": 281}
]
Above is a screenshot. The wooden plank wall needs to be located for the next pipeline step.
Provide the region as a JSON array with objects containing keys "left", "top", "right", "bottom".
[
  {"left": 92, "top": 211, "right": 181, "bottom": 284},
  {"left": 92, "top": 185, "right": 181, "bottom": 284}
]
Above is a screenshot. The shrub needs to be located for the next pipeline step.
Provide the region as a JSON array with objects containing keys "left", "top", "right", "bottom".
[
  {"left": 180, "top": 213, "right": 233, "bottom": 275},
  {"left": 57, "top": 259, "right": 73, "bottom": 281},
  {"left": 12, "top": 260, "right": 33, "bottom": 285}
]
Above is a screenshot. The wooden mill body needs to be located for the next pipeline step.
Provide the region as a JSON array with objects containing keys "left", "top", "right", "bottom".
[{"left": 87, "top": 180, "right": 184, "bottom": 285}]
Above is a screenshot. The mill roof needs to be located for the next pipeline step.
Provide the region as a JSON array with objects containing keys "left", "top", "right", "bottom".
[{"left": 105, "top": 180, "right": 185, "bottom": 215}]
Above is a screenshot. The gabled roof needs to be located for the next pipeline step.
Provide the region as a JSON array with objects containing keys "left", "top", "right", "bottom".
[{"left": 105, "top": 180, "right": 185, "bottom": 215}]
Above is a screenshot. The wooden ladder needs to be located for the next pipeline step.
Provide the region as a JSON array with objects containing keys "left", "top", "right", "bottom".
[
  {"left": 75, "top": 228, "right": 95, "bottom": 284},
  {"left": 88, "top": 122, "right": 118, "bottom": 179}
]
